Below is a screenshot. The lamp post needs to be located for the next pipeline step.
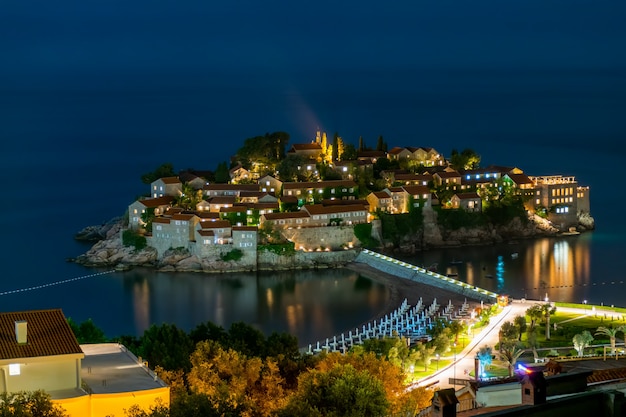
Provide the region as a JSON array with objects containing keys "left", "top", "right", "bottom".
[{"left": 453, "top": 342, "right": 457, "bottom": 386}]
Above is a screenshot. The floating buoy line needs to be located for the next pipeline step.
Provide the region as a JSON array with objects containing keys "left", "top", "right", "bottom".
[
  {"left": 0, "top": 270, "right": 114, "bottom": 296},
  {"left": 522, "top": 281, "right": 625, "bottom": 291}
]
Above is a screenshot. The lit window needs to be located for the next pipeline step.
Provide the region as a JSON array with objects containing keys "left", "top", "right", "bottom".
[{"left": 9, "top": 364, "right": 20, "bottom": 376}]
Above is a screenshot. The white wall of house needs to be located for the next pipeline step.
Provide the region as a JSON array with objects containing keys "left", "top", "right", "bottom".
[{"left": 1, "top": 356, "right": 81, "bottom": 394}]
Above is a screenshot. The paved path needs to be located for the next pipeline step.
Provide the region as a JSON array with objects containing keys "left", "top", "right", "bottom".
[{"left": 410, "top": 301, "right": 626, "bottom": 390}]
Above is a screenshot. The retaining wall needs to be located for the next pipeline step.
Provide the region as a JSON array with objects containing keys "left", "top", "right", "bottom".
[{"left": 354, "top": 249, "right": 498, "bottom": 303}]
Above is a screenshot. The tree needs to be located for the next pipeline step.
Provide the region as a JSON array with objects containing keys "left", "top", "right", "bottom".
[
  {"left": 281, "top": 363, "right": 389, "bottom": 417},
  {"left": 595, "top": 326, "right": 625, "bottom": 355},
  {"left": 476, "top": 345, "right": 493, "bottom": 378},
  {"left": 358, "top": 136, "right": 365, "bottom": 151},
  {"left": 276, "top": 154, "right": 308, "bottom": 182},
  {"left": 0, "top": 391, "right": 68, "bottom": 417},
  {"left": 226, "top": 321, "right": 267, "bottom": 358},
  {"left": 526, "top": 304, "right": 543, "bottom": 331},
  {"left": 526, "top": 328, "right": 540, "bottom": 361},
  {"left": 498, "top": 321, "right": 518, "bottom": 350},
  {"left": 416, "top": 342, "right": 436, "bottom": 372},
  {"left": 214, "top": 161, "right": 230, "bottom": 183},
  {"left": 513, "top": 315, "right": 527, "bottom": 341},
  {"left": 125, "top": 399, "right": 170, "bottom": 417},
  {"left": 498, "top": 344, "right": 524, "bottom": 377},
  {"left": 572, "top": 330, "right": 594, "bottom": 357},
  {"left": 139, "top": 323, "right": 195, "bottom": 371},
  {"left": 540, "top": 303, "right": 556, "bottom": 340},
  {"left": 376, "top": 135, "right": 385, "bottom": 151},
  {"left": 341, "top": 143, "right": 358, "bottom": 161},
  {"left": 141, "top": 163, "right": 175, "bottom": 184},
  {"left": 447, "top": 320, "right": 466, "bottom": 344},
  {"left": 175, "top": 183, "right": 203, "bottom": 211},
  {"left": 187, "top": 340, "right": 286, "bottom": 416},
  {"left": 67, "top": 317, "right": 107, "bottom": 344},
  {"left": 235, "top": 132, "right": 290, "bottom": 169},
  {"left": 449, "top": 149, "right": 481, "bottom": 171}
]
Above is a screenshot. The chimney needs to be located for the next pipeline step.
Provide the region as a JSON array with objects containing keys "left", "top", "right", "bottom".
[{"left": 15, "top": 320, "right": 27, "bottom": 344}]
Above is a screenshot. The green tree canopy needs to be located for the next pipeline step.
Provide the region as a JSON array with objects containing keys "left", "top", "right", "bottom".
[
  {"left": 141, "top": 163, "right": 176, "bottom": 184},
  {"left": 67, "top": 318, "right": 107, "bottom": 344},
  {"left": 281, "top": 363, "right": 389, "bottom": 417},
  {"left": 449, "top": 149, "right": 481, "bottom": 170},
  {"left": 235, "top": 131, "right": 290, "bottom": 168},
  {"left": 213, "top": 161, "right": 230, "bottom": 183},
  {"left": 139, "top": 323, "right": 195, "bottom": 371}
]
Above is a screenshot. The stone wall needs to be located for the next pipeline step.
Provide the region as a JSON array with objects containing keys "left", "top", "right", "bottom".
[
  {"left": 280, "top": 225, "right": 359, "bottom": 251},
  {"left": 354, "top": 250, "right": 498, "bottom": 302},
  {"left": 257, "top": 249, "right": 358, "bottom": 271}
]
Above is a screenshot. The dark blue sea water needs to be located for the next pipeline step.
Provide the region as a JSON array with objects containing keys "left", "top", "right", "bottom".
[{"left": 1, "top": 68, "right": 624, "bottom": 343}]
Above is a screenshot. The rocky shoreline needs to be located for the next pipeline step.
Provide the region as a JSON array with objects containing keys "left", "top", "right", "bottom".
[{"left": 71, "top": 212, "right": 594, "bottom": 272}]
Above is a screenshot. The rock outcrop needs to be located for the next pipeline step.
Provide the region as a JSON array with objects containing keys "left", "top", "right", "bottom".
[{"left": 72, "top": 210, "right": 593, "bottom": 271}]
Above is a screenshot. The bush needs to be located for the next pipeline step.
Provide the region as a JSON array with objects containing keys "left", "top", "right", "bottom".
[
  {"left": 353, "top": 223, "right": 378, "bottom": 248},
  {"left": 122, "top": 229, "right": 147, "bottom": 251},
  {"left": 259, "top": 242, "right": 296, "bottom": 256},
  {"left": 221, "top": 249, "right": 244, "bottom": 262}
]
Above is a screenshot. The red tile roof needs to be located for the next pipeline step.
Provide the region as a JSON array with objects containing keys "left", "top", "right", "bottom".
[
  {"left": 158, "top": 176, "right": 181, "bottom": 184},
  {"left": 136, "top": 196, "right": 175, "bottom": 208},
  {"left": 0, "top": 309, "right": 83, "bottom": 360}
]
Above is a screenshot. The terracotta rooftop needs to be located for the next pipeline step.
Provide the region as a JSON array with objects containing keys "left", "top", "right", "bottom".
[
  {"left": 136, "top": 196, "right": 175, "bottom": 208},
  {"left": 302, "top": 204, "right": 367, "bottom": 215},
  {"left": 156, "top": 176, "right": 181, "bottom": 184},
  {"left": 282, "top": 180, "right": 357, "bottom": 189},
  {"left": 0, "top": 309, "right": 83, "bottom": 361}
]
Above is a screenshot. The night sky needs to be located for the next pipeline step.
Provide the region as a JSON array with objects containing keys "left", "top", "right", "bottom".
[{"left": 1, "top": 1, "right": 625, "bottom": 172}]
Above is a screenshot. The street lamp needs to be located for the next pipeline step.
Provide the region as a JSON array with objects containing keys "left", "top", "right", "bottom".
[{"left": 453, "top": 343, "right": 457, "bottom": 386}]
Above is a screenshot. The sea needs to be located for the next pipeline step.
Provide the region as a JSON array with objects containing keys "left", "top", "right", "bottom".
[{"left": 1, "top": 68, "right": 624, "bottom": 345}]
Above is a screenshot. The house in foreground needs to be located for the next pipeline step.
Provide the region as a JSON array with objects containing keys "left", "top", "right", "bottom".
[{"left": 0, "top": 309, "right": 169, "bottom": 417}]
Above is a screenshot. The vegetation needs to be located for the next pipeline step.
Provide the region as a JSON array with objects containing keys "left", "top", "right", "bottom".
[
  {"left": 0, "top": 391, "right": 67, "bottom": 417},
  {"left": 220, "top": 248, "right": 244, "bottom": 262},
  {"left": 67, "top": 318, "right": 107, "bottom": 344},
  {"left": 122, "top": 229, "right": 148, "bottom": 250},
  {"left": 258, "top": 242, "right": 296, "bottom": 256},
  {"left": 353, "top": 223, "right": 379, "bottom": 248},
  {"left": 141, "top": 163, "right": 176, "bottom": 184}
]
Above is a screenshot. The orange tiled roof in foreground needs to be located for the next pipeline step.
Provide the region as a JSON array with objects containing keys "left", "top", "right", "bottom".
[{"left": 0, "top": 309, "right": 83, "bottom": 360}]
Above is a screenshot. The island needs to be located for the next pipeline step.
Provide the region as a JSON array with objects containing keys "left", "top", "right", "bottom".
[{"left": 73, "top": 130, "right": 594, "bottom": 273}]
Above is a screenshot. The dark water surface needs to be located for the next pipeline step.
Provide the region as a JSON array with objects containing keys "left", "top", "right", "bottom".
[{"left": 1, "top": 68, "right": 624, "bottom": 344}]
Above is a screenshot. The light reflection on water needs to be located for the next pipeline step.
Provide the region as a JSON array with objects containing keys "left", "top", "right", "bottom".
[
  {"left": 396, "top": 233, "right": 617, "bottom": 306},
  {"left": 121, "top": 268, "right": 389, "bottom": 346}
]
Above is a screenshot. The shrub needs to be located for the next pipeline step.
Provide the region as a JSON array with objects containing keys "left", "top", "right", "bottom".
[
  {"left": 353, "top": 223, "right": 378, "bottom": 248},
  {"left": 221, "top": 249, "right": 244, "bottom": 262},
  {"left": 122, "top": 229, "right": 147, "bottom": 251}
]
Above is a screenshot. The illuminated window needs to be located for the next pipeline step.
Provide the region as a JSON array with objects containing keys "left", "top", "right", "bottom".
[{"left": 9, "top": 364, "right": 20, "bottom": 376}]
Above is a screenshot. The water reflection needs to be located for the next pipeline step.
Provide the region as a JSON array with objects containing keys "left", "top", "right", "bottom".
[
  {"left": 122, "top": 268, "right": 389, "bottom": 346},
  {"left": 396, "top": 235, "right": 595, "bottom": 305}
]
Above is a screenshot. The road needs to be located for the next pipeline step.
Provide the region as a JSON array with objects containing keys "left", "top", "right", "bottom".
[
  {"left": 411, "top": 300, "right": 524, "bottom": 390},
  {"left": 409, "top": 299, "right": 616, "bottom": 390}
]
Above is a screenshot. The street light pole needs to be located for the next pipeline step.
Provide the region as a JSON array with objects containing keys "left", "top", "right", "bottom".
[{"left": 453, "top": 343, "right": 457, "bottom": 386}]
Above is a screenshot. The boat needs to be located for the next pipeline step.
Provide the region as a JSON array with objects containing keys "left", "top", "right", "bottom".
[{"left": 511, "top": 253, "right": 518, "bottom": 259}]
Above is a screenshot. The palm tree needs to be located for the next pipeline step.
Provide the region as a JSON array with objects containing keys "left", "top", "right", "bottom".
[
  {"left": 595, "top": 326, "right": 625, "bottom": 355},
  {"left": 572, "top": 331, "right": 594, "bottom": 357},
  {"left": 476, "top": 345, "right": 493, "bottom": 379},
  {"left": 526, "top": 305, "right": 543, "bottom": 331},
  {"left": 540, "top": 303, "right": 556, "bottom": 340},
  {"left": 499, "top": 344, "right": 525, "bottom": 377}
]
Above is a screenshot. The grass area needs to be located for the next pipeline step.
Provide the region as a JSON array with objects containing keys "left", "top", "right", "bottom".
[{"left": 555, "top": 302, "right": 626, "bottom": 314}]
